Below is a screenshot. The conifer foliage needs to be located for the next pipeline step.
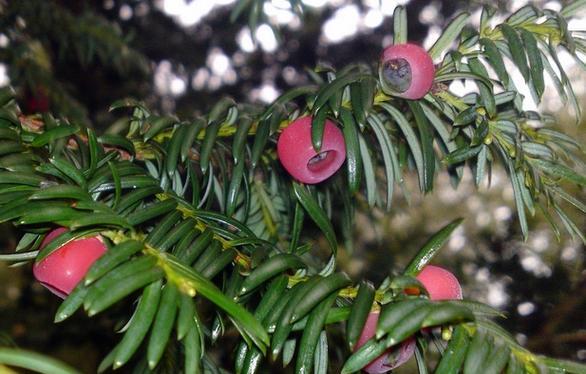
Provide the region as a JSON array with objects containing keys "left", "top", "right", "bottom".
[{"left": 1, "top": 1, "right": 586, "bottom": 373}]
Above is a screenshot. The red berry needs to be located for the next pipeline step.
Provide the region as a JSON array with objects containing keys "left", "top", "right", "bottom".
[
  {"left": 25, "top": 87, "right": 50, "bottom": 113},
  {"left": 380, "top": 43, "right": 435, "bottom": 100},
  {"left": 277, "top": 116, "right": 346, "bottom": 184},
  {"left": 33, "top": 228, "right": 107, "bottom": 298},
  {"left": 416, "top": 265, "right": 462, "bottom": 301},
  {"left": 354, "top": 311, "right": 415, "bottom": 373}
]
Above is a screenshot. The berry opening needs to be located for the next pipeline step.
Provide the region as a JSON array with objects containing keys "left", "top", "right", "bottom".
[
  {"left": 382, "top": 58, "right": 412, "bottom": 93},
  {"left": 39, "top": 281, "right": 68, "bottom": 299},
  {"left": 307, "top": 150, "right": 337, "bottom": 173}
]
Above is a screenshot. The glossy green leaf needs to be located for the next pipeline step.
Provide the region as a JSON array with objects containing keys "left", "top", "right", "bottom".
[
  {"left": 366, "top": 114, "right": 399, "bottom": 210},
  {"left": 115, "top": 186, "right": 162, "bottom": 214},
  {"left": 435, "top": 325, "right": 469, "bottom": 373},
  {"left": 53, "top": 283, "right": 88, "bottom": 323},
  {"left": 28, "top": 185, "right": 90, "bottom": 201},
  {"left": 260, "top": 85, "right": 317, "bottom": 120},
  {"left": 86, "top": 267, "right": 164, "bottom": 316},
  {"left": 560, "top": 0, "right": 586, "bottom": 17},
  {"left": 145, "top": 210, "right": 182, "bottom": 246},
  {"left": 346, "top": 280, "right": 375, "bottom": 350},
  {"left": 358, "top": 134, "right": 377, "bottom": 207},
  {"left": 539, "top": 356, "right": 586, "bottom": 374},
  {"left": 271, "top": 277, "right": 321, "bottom": 359},
  {"left": 483, "top": 342, "right": 511, "bottom": 374},
  {"left": 500, "top": 24, "right": 530, "bottom": 82},
  {"left": 520, "top": 29, "right": 544, "bottom": 100},
  {"left": 533, "top": 159, "right": 586, "bottom": 186},
  {"left": 147, "top": 283, "right": 179, "bottom": 369},
  {"left": 468, "top": 58, "right": 496, "bottom": 117},
  {"left": 98, "top": 134, "right": 135, "bottom": 156},
  {"left": 183, "top": 319, "right": 203, "bottom": 374},
  {"left": 434, "top": 72, "right": 492, "bottom": 88},
  {"left": 199, "top": 120, "right": 221, "bottom": 174},
  {"left": 481, "top": 38, "right": 509, "bottom": 86},
  {"left": 249, "top": 118, "right": 270, "bottom": 169},
  {"left": 18, "top": 205, "right": 82, "bottom": 226},
  {"left": 165, "top": 124, "right": 188, "bottom": 177},
  {"left": 383, "top": 303, "right": 432, "bottom": 346},
  {"left": 176, "top": 228, "right": 213, "bottom": 264},
  {"left": 0, "top": 140, "right": 22, "bottom": 156},
  {"left": 113, "top": 280, "right": 162, "bottom": 369},
  {"left": 506, "top": 5, "right": 540, "bottom": 26},
  {"left": 392, "top": 6, "right": 408, "bottom": 44},
  {"left": 404, "top": 218, "right": 463, "bottom": 275},
  {"left": 143, "top": 116, "right": 176, "bottom": 142},
  {"left": 421, "top": 302, "right": 474, "bottom": 327},
  {"left": 180, "top": 118, "right": 205, "bottom": 163},
  {"left": 199, "top": 247, "right": 236, "bottom": 279},
  {"left": 313, "top": 74, "right": 374, "bottom": 112},
  {"left": 49, "top": 158, "right": 87, "bottom": 189},
  {"left": 293, "top": 182, "right": 337, "bottom": 254},
  {"left": 164, "top": 255, "right": 270, "bottom": 352},
  {"left": 158, "top": 218, "right": 196, "bottom": 252},
  {"left": 68, "top": 213, "right": 131, "bottom": 230},
  {"left": 0, "top": 348, "right": 81, "bottom": 374},
  {"left": 429, "top": 12, "right": 470, "bottom": 60},
  {"left": 311, "top": 107, "right": 328, "bottom": 152},
  {"left": 341, "top": 337, "right": 388, "bottom": 374},
  {"left": 240, "top": 254, "right": 305, "bottom": 295},
  {"left": 295, "top": 292, "right": 337, "bottom": 374},
  {"left": 0, "top": 171, "right": 44, "bottom": 186},
  {"left": 192, "top": 239, "right": 221, "bottom": 273},
  {"left": 30, "top": 126, "right": 78, "bottom": 147},
  {"left": 408, "top": 101, "right": 435, "bottom": 192},
  {"left": 376, "top": 299, "right": 429, "bottom": 339},
  {"left": 126, "top": 199, "right": 177, "bottom": 226},
  {"left": 463, "top": 331, "right": 490, "bottom": 374},
  {"left": 176, "top": 293, "right": 196, "bottom": 340},
  {"left": 85, "top": 240, "right": 144, "bottom": 285},
  {"left": 340, "top": 108, "right": 363, "bottom": 194},
  {"left": 290, "top": 272, "right": 351, "bottom": 323}
]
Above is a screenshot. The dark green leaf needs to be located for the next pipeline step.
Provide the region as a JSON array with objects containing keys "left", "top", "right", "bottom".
[
  {"left": 500, "top": 24, "right": 530, "bottom": 82},
  {"left": 30, "top": 126, "right": 78, "bottom": 148},
  {"left": 0, "top": 348, "right": 81, "bottom": 374},
  {"left": 295, "top": 292, "right": 337, "bottom": 374},
  {"left": 429, "top": 12, "right": 470, "bottom": 60},
  {"left": 311, "top": 107, "right": 328, "bottom": 152},
  {"left": 392, "top": 6, "right": 408, "bottom": 44},
  {"left": 346, "top": 281, "right": 375, "bottom": 350},
  {"left": 293, "top": 182, "right": 337, "bottom": 254},
  {"left": 404, "top": 218, "right": 463, "bottom": 275},
  {"left": 340, "top": 108, "right": 363, "bottom": 194},
  {"left": 113, "top": 280, "right": 162, "bottom": 369},
  {"left": 435, "top": 325, "right": 469, "bottom": 374},
  {"left": 463, "top": 331, "right": 490, "bottom": 374},
  {"left": 143, "top": 115, "right": 176, "bottom": 142},
  {"left": 147, "top": 283, "right": 179, "bottom": 369},
  {"left": 199, "top": 120, "right": 221, "bottom": 174},
  {"left": 520, "top": 29, "right": 544, "bottom": 100},
  {"left": 290, "top": 272, "right": 351, "bottom": 323},
  {"left": 85, "top": 240, "right": 144, "bottom": 285},
  {"left": 239, "top": 254, "right": 305, "bottom": 295},
  {"left": 481, "top": 38, "right": 509, "bottom": 86}
]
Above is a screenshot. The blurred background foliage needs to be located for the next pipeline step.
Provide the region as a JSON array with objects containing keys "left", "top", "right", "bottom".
[{"left": 0, "top": 0, "right": 584, "bottom": 372}]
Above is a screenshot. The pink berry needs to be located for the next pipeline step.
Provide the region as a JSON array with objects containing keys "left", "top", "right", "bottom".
[
  {"left": 277, "top": 116, "right": 346, "bottom": 184},
  {"left": 354, "top": 311, "right": 415, "bottom": 373},
  {"left": 416, "top": 265, "right": 463, "bottom": 301},
  {"left": 380, "top": 43, "right": 435, "bottom": 100},
  {"left": 33, "top": 228, "right": 107, "bottom": 298}
]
